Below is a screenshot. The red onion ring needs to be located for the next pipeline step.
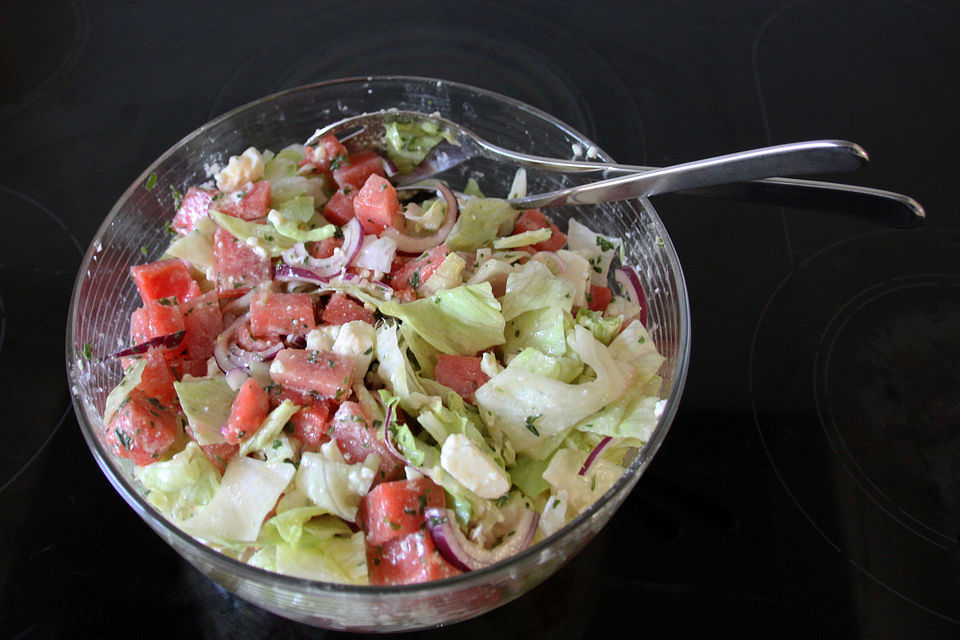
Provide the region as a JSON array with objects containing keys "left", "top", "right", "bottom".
[
  {"left": 531, "top": 251, "right": 566, "bottom": 274},
  {"left": 107, "top": 330, "right": 185, "bottom": 359},
  {"left": 578, "top": 436, "right": 613, "bottom": 476},
  {"left": 225, "top": 367, "right": 248, "bottom": 391},
  {"left": 614, "top": 266, "right": 648, "bottom": 326},
  {"left": 274, "top": 263, "right": 332, "bottom": 285},
  {"left": 280, "top": 218, "right": 364, "bottom": 279},
  {"left": 214, "top": 313, "right": 283, "bottom": 373},
  {"left": 384, "top": 182, "right": 458, "bottom": 254},
  {"left": 424, "top": 507, "right": 539, "bottom": 572}
]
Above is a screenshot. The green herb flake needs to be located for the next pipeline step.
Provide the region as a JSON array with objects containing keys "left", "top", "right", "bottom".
[
  {"left": 114, "top": 428, "right": 133, "bottom": 449},
  {"left": 272, "top": 439, "right": 283, "bottom": 450},
  {"left": 596, "top": 236, "right": 615, "bottom": 252},
  {"left": 170, "top": 186, "right": 184, "bottom": 208},
  {"left": 417, "top": 494, "right": 428, "bottom": 514},
  {"left": 524, "top": 414, "right": 541, "bottom": 437},
  {"left": 145, "top": 173, "right": 157, "bottom": 190},
  {"left": 81, "top": 342, "right": 94, "bottom": 360}
]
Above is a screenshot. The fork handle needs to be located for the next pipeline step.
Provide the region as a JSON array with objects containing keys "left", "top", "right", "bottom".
[{"left": 510, "top": 140, "right": 868, "bottom": 207}]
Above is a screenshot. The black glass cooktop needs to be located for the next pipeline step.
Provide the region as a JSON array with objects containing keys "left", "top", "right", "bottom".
[{"left": 3, "top": 0, "right": 959, "bottom": 637}]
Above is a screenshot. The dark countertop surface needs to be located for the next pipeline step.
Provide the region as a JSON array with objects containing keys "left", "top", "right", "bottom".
[{"left": 2, "top": 1, "right": 959, "bottom": 637}]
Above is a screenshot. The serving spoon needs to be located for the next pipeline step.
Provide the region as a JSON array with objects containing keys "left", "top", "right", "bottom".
[{"left": 310, "top": 110, "right": 924, "bottom": 228}]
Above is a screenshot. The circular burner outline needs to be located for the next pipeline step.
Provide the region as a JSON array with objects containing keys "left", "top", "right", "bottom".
[
  {"left": 815, "top": 274, "right": 960, "bottom": 551},
  {"left": 202, "top": 1, "right": 646, "bottom": 162},
  {"left": 0, "top": 184, "right": 83, "bottom": 497},
  {"left": 0, "top": 0, "right": 90, "bottom": 120},
  {"left": 749, "top": 228, "right": 960, "bottom": 624}
]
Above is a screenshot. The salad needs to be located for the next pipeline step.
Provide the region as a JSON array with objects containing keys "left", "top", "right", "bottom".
[{"left": 98, "top": 121, "right": 666, "bottom": 585}]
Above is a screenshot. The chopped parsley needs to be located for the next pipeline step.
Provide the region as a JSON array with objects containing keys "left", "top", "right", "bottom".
[
  {"left": 596, "top": 236, "right": 615, "bottom": 252},
  {"left": 114, "top": 428, "right": 133, "bottom": 449},
  {"left": 80, "top": 342, "right": 94, "bottom": 360},
  {"left": 329, "top": 154, "right": 348, "bottom": 170},
  {"left": 524, "top": 414, "right": 541, "bottom": 437},
  {"left": 272, "top": 439, "right": 283, "bottom": 450},
  {"left": 145, "top": 173, "right": 157, "bottom": 190},
  {"left": 408, "top": 270, "right": 421, "bottom": 289},
  {"left": 170, "top": 186, "right": 184, "bottom": 208}
]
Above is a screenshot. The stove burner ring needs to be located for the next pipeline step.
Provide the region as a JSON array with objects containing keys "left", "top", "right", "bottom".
[
  {"left": 0, "top": 186, "right": 82, "bottom": 496},
  {"left": 0, "top": 0, "right": 88, "bottom": 119},
  {"left": 814, "top": 274, "right": 960, "bottom": 551},
  {"left": 750, "top": 229, "right": 960, "bottom": 624}
]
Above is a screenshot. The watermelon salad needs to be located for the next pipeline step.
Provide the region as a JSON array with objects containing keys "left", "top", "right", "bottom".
[{"left": 95, "top": 121, "right": 666, "bottom": 585}]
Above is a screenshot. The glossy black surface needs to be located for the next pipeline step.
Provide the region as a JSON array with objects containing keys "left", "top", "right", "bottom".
[{"left": 2, "top": 0, "right": 959, "bottom": 637}]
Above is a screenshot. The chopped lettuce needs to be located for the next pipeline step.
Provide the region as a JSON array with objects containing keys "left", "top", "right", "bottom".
[
  {"left": 463, "top": 177, "right": 484, "bottom": 198},
  {"left": 103, "top": 359, "right": 147, "bottom": 426},
  {"left": 274, "top": 530, "right": 368, "bottom": 584},
  {"left": 554, "top": 250, "right": 591, "bottom": 308},
  {"left": 576, "top": 308, "right": 622, "bottom": 345},
  {"left": 567, "top": 219, "right": 622, "bottom": 286},
  {"left": 267, "top": 209, "right": 335, "bottom": 243},
  {"left": 376, "top": 283, "right": 505, "bottom": 355},
  {"left": 165, "top": 216, "right": 217, "bottom": 272},
  {"left": 446, "top": 198, "right": 518, "bottom": 251},
  {"left": 474, "top": 326, "right": 631, "bottom": 457},
  {"left": 504, "top": 306, "right": 571, "bottom": 358},
  {"left": 507, "top": 347, "right": 583, "bottom": 383},
  {"left": 542, "top": 447, "right": 622, "bottom": 513},
  {"left": 383, "top": 119, "right": 455, "bottom": 173},
  {"left": 419, "top": 252, "right": 466, "bottom": 297},
  {"left": 609, "top": 319, "right": 665, "bottom": 378},
  {"left": 493, "top": 227, "right": 552, "bottom": 249},
  {"left": 210, "top": 210, "right": 295, "bottom": 256},
  {"left": 275, "top": 195, "right": 315, "bottom": 222},
  {"left": 238, "top": 399, "right": 300, "bottom": 457},
  {"left": 509, "top": 452, "right": 553, "bottom": 497},
  {"left": 374, "top": 323, "right": 436, "bottom": 413},
  {"left": 174, "top": 374, "right": 235, "bottom": 446},
  {"left": 500, "top": 261, "right": 575, "bottom": 322},
  {"left": 295, "top": 442, "right": 378, "bottom": 522},
  {"left": 183, "top": 456, "right": 295, "bottom": 543},
  {"left": 135, "top": 441, "right": 221, "bottom": 523}
]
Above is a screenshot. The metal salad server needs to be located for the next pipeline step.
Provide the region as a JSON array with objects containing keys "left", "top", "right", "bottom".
[{"left": 310, "top": 110, "right": 924, "bottom": 228}]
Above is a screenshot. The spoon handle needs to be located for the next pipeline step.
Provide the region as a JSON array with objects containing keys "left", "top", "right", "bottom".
[
  {"left": 679, "top": 176, "right": 924, "bottom": 228},
  {"left": 510, "top": 140, "right": 868, "bottom": 208}
]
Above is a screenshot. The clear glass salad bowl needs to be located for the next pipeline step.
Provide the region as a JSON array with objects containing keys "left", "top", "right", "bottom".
[{"left": 66, "top": 76, "right": 690, "bottom": 632}]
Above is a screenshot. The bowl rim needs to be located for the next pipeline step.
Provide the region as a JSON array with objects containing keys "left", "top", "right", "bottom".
[{"left": 66, "top": 74, "right": 691, "bottom": 597}]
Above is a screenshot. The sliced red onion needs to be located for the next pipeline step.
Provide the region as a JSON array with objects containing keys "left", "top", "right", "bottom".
[
  {"left": 222, "top": 289, "right": 255, "bottom": 317},
  {"left": 225, "top": 367, "right": 249, "bottom": 391},
  {"left": 352, "top": 234, "right": 397, "bottom": 273},
  {"left": 284, "top": 334, "right": 307, "bottom": 349},
  {"left": 384, "top": 182, "right": 459, "bottom": 254},
  {"left": 214, "top": 313, "right": 284, "bottom": 373},
  {"left": 614, "top": 266, "right": 648, "bottom": 326},
  {"left": 107, "top": 330, "right": 185, "bottom": 359},
  {"left": 531, "top": 251, "right": 566, "bottom": 274},
  {"left": 381, "top": 403, "right": 415, "bottom": 469},
  {"left": 274, "top": 263, "right": 332, "bottom": 285},
  {"left": 382, "top": 156, "right": 399, "bottom": 178},
  {"left": 578, "top": 436, "right": 613, "bottom": 476},
  {"left": 424, "top": 507, "right": 539, "bottom": 572},
  {"left": 279, "top": 218, "right": 364, "bottom": 278}
]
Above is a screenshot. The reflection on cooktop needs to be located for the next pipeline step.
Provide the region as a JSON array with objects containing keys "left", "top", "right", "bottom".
[
  {"left": 0, "top": 186, "right": 83, "bottom": 495},
  {"left": 0, "top": 0, "right": 88, "bottom": 119},
  {"left": 750, "top": 229, "right": 960, "bottom": 625},
  {"left": 208, "top": 0, "right": 646, "bottom": 165}
]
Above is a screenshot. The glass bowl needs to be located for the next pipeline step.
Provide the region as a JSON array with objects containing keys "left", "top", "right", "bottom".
[{"left": 65, "top": 76, "right": 690, "bottom": 632}]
